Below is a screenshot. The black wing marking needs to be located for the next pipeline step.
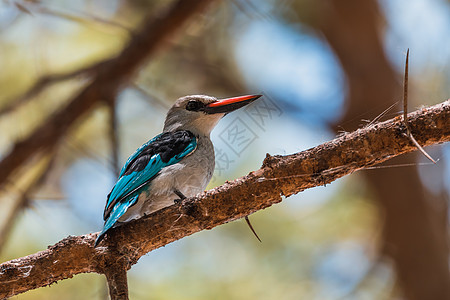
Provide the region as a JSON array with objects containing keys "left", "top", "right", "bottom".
[{"left": 122, "top": 130, "right": 195, "bottom": 175}]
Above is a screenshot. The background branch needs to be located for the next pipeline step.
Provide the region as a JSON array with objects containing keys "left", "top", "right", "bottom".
[
  {"left": 299, "top": 1, "right": 450, "bottom": 298},
  {"left": 0, "top": 0, "right": 215, "bottom": 190},
  {"left": 0, "top": 151, "right": 55, "bottom": 253},
  {"left": 1, "top": 100, "right": 448, "bottom": 299}
]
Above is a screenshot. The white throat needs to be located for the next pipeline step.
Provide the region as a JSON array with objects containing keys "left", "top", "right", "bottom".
[{"left": 163, "top": 109, "right": 224, "bottom": 136}]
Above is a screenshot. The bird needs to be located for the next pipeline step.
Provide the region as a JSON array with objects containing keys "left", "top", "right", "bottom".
[{"left": 95, "top": 94, "right": 262, "bottom": 246}]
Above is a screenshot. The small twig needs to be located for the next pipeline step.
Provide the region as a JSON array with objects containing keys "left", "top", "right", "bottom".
[
  {"left": 403, "top": 49, "right": 409, "bottom": 123},
  {"left": 245, "top": 216, "right": 262, "bottom": 242},
  {"left": 367, "top": 101, "right": 399, "bottom": 127},
  {"left": 402, "top": 49, "right": 436, "bottom": 164},
  {"left": 364, "top": 160, "right": 439, "bottom": 170}
]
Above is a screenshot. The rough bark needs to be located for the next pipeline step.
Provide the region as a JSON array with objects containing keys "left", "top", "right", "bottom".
[
  {"left": 308, "top": 1, "right": 450, "bottom": 299},
  {"left": 0, "top": 2, "right": 215, "bottom": 298},
  {"left": 0, "top": 100, "right": 448, "bottom": 299},
  {"left": 104, "top": 261, "right": 129, "bottom": 300}
]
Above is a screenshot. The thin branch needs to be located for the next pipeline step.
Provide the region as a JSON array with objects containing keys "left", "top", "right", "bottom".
[
  {"left": 309, "top": 2, "right": 448, "bottom": 299},
  {"left": 402, "top": 49, "right": 436, "bottom": 163},
  {"left": 244, "top": 216, "right": 262, "bottom": 242},
  {"left": 366, "top": 101, "right": 398, "bottom": 127},
  {"left": 403, "top": 49, "right": 409, "bottom": 124},
  {"left": 0, "top": 100, "right": 448, "bottom": 298},
  {"left": 0, "top": 0, "right": 215, "bottom": 190}
]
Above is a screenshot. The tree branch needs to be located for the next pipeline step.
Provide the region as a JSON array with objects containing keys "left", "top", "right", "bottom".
[
  {"left": 0, "top": 0, "right": 215, "bottom": 190},
  {"left": 310, "top": 1, "right": 450, "bottom": 298},
  {"left": 1, "top": 100, "right": 449, "bottom": 298},
  {"left": 104, "top": 259, "right": 129, "bottom": 300}
]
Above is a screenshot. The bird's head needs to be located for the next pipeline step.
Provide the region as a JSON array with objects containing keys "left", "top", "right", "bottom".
[{"left": 163, "top": 94, "right": 262, "bottom": 136}]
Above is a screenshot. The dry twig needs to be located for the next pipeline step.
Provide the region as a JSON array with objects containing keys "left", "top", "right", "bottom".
[
  {"left": 402, "top": 49, "right": 436, "bottom": 163},
  {"left": 310, "top": 2, "right": 449, "bottom": 298}
]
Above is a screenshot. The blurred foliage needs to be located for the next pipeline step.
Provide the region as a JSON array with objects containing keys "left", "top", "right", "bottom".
[{"left": 0, "top": 0, "right": 449, "bottom": 299}]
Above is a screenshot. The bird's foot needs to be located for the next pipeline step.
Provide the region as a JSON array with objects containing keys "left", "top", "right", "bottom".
[{"left": 173, "top": 189, "right": 186, "bottom": 204}]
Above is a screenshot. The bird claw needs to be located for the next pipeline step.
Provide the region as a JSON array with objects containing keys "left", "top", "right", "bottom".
[{"left": 173, "top": 189, "right": 186, "bottom": 204}]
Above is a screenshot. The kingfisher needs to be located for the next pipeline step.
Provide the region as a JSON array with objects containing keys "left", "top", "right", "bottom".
[{"left": 95, "top": 94, "right": 262, "bottom": 246}]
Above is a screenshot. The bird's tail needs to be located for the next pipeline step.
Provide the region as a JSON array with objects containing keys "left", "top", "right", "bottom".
[
  {"left": 94, "top": 230, "right": 107, "bottom": 247},
  {"left": 94, "top": 195, "right": 139, "bottom": 247}
]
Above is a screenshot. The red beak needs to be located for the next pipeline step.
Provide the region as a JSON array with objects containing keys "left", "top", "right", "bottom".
[{"left": 204, "top": 94, "right": 262, "bottom": 114}]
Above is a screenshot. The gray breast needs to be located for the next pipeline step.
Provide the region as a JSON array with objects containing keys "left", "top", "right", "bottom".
[{"left": 171, "top": 134, "right": 215, "bottom": 195}]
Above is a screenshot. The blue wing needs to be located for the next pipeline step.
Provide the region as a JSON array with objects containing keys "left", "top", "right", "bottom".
[{"left": 95, "top": 130, "right": 197, "bottom": 246}]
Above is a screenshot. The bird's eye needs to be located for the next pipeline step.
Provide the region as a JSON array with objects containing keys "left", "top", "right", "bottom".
[{"left": 186, "top": 100, "right": 204, "bottom": 111}]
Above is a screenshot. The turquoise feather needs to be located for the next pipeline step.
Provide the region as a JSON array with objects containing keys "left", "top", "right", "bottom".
[{"left": 95, "top": 133, "right": 197, "bottom": 246}]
